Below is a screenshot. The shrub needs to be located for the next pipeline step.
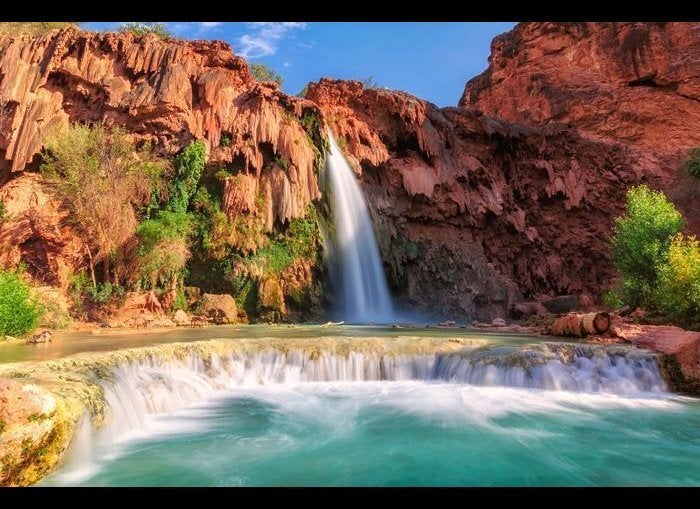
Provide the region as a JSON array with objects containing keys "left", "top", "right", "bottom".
[
  {"left": 219, "top": 133, "right": 232, "bottom": 148},
  {"left": 42, "top": 124, "right": 167, "bottom": 287},
  {"left": 86, "top": 282, "right": 125, "bottom": 306},
  {"left": 134, "top": 211, "right": 192, "bottom": 290},
  {"left": 0, "top": 269, "right": 41, "bottom": 337},
  {"left": 249, "top": 63, "right": 283, "bottom": 86},
  {"left": 119, "top": 22, "right": 171, "bottom": 39},
  {"left": 610, "top": 185, "right": 685, "bottom": 307},
  {"left": 360, "top": 76, "right": 380, "bottom": 89},
  {"left": 0, "top": 200, "right": 5, "bottom": 222},
  {"left": 656, "top": 235, "right": 700, "bottom": 327},
  {"left": 682, "top": 147, "right": 700, "bottom": 180},
  {"left": 168, "top": 141, "right": 206, "bottom": 214}
]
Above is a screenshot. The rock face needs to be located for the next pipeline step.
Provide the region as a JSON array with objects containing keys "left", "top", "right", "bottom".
[
  {"left": 462, "top": 22, "right": 700, "bottom": 165},
  {"left": 0, "top": 28, "right": 325, "bottom": 288},
  {"left": 308, "top": 79, "right": 652, "bottom": 319},
  {"left": 462, "top": 22, "right": 700, "bottom": 231}
]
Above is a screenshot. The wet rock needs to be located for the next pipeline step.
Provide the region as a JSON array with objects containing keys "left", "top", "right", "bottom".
[
  {"left": 201, "top": 294, "right": 238, "bottom": 325},
  {"left": 173, "top": 310, "right": 192, "bottom": 327},
  {"left": 510, "top": 301, "right": 548, "bottom": 319},
  {"left": 26, "top": 331, "right": 52, "bottom": 344},
  {"left": 492, "top": 318, "right": 507, "bottom": 327},
  {"left": 438, "top": 320, "right": 456, "bottom": 326},
  {"left": 148, "top": 317, "right": 176, "bottom": 328},
  {"left": 542, "top": 295, "right": 580, "bottom": 314}
]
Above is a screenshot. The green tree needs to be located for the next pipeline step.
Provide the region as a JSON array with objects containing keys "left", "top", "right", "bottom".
[
  {"left": 119, "top": 22, "right": 172, "bottom": 39},
  {"left": 610, "top": 185, "right": 685, "bottom": 307},
  {"left": 249, "top": 63, "right": 284, "bottom": 86},
  {"left": 0, "top": 269, "right": 41, "bottom": 337},
  {"left": 656, "top": 234, "right": 700, "bottom": 327},
  {"left": 42, "top": 124, "right": 168, "bottom": 288}
]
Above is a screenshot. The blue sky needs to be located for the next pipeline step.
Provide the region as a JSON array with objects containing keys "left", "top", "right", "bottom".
[{"left": 82, "top": 22, "right": 516, "bottom": 107}]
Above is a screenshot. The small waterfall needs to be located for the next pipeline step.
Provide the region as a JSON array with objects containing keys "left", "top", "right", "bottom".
[{"left": 326, "top": 133, "right": 395, "bottom": 323}]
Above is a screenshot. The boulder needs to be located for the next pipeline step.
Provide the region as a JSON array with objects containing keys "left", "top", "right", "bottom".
[
  {"left": 491, "top": 318, "right": 507, "bottom": 327},
  {"left": 542, "top": 295, "right": 580, "bottom": 314},
  {"left": 201, "top": 294, "right": 238, "bottom": 324},
  {"left": 510, "top": 301, "right": 548, "bottom": 319}
]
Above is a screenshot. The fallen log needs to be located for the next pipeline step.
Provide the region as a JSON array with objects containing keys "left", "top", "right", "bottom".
[{"left": 549, "top": 312, "right": 611, "bottom": 337}]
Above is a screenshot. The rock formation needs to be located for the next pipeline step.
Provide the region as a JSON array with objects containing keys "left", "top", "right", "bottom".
[
  {"left": 308, "top": 79, "right": 654, "bottom": 319},
  {"left": 462, "top": 22, "right": 700, "bottom": 231}
]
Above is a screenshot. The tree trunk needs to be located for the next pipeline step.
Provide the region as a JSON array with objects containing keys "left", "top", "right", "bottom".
[
  {"left": 85, "top": 244, "right": 97, "bottom": 289},
  {"left": 549, "top": 312, "right": 612, "bottom": 337}
]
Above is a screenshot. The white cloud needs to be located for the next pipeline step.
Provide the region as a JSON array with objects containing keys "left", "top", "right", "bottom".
[
  {"left": 283, "top": 62, "right": 291, "bottom": 67},
  {"left": 199, "top": 22, "right": 223, "bottom": 29},
  {"left": 237, "top": 22, "right": 308, "bottom": 58}
]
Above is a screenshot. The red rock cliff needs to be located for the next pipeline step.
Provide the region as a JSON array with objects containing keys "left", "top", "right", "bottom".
[
  {"left": 462, "top": 22, "right": 700, "bottom": 168},
  {"left": 308, "top": 79, "right": 661, "bottom": 319},
  {"left": 0, "top": 28, "right": 324, "bottom": 286}
]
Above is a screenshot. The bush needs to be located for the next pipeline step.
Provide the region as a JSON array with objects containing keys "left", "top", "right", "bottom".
[
  {"left": 168, "top": 141, "right": 206, "bottom": 214},
  {"left": 683, "top": 147, "right": 700, "bottom": 180},
  {"left": 656, "top": 235, "right": 700, "bottom": 327},
  {"left": 249, "top": 63, "right": 283, "bottom": 86},
  {"left": 610, "top": 185, "right": 685, "bottom": 307},
  {"left": 134, "top": 211, "right": 192, "bottom": 290},
  {"left": 86, "top": 282, "right": 125, "bottom": 306},
  {"left": 119, "top": 22, "right": 171, "bottom": 39},
  {"left": 0, "top": 269, "right": 41, "bottom": 337}
]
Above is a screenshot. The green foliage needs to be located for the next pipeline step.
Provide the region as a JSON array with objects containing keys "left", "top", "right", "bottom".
[
  {"left": 0, "top": 22, "right": 76, "bottom": 35},
  {"left": 602, "top": 289, "right": 624, "bottom": 309},
  {"left": 610, "top": 185, "right": 685, "bottom": 307},
  {"left": 42, "top": 123, "right": 167, "bottom": 285},
  {"left": 656, "top": 235, "right": 700, "bottom": 328},
  {"left": 85, "top": 282, "right": 125, "bottom": 306},
  {"left": 274, "top": 155, "right": 289, "bottom": 170},
  {"left": 173, "top": 290, "right": 188, "bottom": 311},
  {"left": 297, "top": 84, "right": 309, "bottom": 98},
  {"left": 0, "top": 269, "right": 41, "bottom": 337},
  {"left": 683, "top": 147, "right": 700, "bottom": 180},
  {"left": 168, "top": 141, "right": 206, "bottom": 214},
  {"left": 134, "top": 211, "right": 192, "bottom": 290},
  {"left": 249, "top": 63, "right": 284, "bottom": 86},
  {"left": 0, "top": 200, "right": 5, "bottom": 222},
  {"left": 119, "top": 22, "right": 171, "bottom": 39},
  {"left": 219, "top": 133, "right": 232, "bottom": 148}
]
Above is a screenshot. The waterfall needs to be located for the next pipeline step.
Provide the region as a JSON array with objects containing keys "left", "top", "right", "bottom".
[{"left": 326, "top": 133, "right": 395, "bottom": 323}]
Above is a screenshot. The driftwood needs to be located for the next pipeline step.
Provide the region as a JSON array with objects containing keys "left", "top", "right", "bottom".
[{"left": 549, "top": 312, "right": 611, "bottom": 337}]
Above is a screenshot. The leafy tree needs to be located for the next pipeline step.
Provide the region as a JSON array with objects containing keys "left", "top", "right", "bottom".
[
  {"left": 119, "top": 22, "right": 172, "bottom": 39},
  {"left": 609, "top": 185, "right": 685, "bottom": 307},
  {"left": 249, "top": 63, "right": 284, "bottom": 86},
  {"left": 42, "top": 124, "right": 168, "bottom": 288},
  {"left": 0, "top": 269, "right": 41, "bottom": 337},
  {"left": 656, "top": 234, "right": 700, "bottom": 327}
]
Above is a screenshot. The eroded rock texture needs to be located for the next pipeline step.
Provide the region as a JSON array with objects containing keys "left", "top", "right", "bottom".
[
  {"left": 0, "top": 28, "right": 324, "bottom": 286},
  {"left": 308, "top": 79, "right": 656, "bottom": 320}
]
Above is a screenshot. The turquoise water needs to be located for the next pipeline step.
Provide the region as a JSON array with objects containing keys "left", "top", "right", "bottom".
[{"left": 47, "top": 381, "right": 700, "bottom": 487}]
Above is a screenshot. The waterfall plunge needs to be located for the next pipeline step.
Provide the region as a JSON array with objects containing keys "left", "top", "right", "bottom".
[{"left": 326, "top": 133, "right": 395, "bottom": 323}]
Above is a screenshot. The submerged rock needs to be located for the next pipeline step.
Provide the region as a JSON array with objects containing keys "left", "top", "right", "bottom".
[{"left": 26, "top": 331, "right": 52, "bottom": 344}]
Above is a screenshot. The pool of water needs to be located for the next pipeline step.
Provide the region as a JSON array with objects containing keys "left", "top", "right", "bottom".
[
  {"left": 45, "top": 381, "right": 700, "bottom": 487},
  {"left": 0, "top": 324, "right": 552, "bottom": 365}
]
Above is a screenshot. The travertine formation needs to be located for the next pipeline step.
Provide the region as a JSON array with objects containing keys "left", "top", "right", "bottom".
[{"left": 0, "top": 28, "right": 323, "bottom": 285}]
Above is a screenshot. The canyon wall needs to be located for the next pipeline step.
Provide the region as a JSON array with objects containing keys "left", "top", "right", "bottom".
[
  {"left": 308, "top": 80, "right": 657, "bottom": 320},
  {"left": 0, "top": 24, "right": 698, "bottom": 321},
  {"left": 0, "top": 28, "right": 325, "bottom": 302}
]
